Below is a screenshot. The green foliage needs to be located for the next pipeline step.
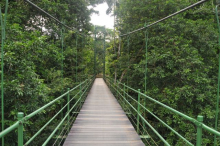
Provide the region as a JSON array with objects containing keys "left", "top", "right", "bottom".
[
  {"left": 107, "top": 0, "right": 220, "bottom": 145},
  {"left": 0, "top": 0, "right": 98, "bottom": 145}
]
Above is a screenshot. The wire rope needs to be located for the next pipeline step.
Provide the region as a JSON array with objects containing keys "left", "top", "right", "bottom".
[
  {"left": 120, "top": 0, "right": 208, "bottom": 37},
  {"left": 24, "top": 0, "right": 86, "bottom": 36},
  {"left": 110, "top": 81, "right": 159, "bottom": 146}
]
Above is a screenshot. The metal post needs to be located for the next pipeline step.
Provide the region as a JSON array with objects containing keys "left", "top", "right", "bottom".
[
  {"left": 80, "top": 82, "right": 82, "bottom": 107},
  {"left": 144, "top": 22, "right": 148, "bottom": 132},
  {"left": 144, "top": 23, "right": 148, "bottom": 94},
  {"left": 137, "top": 89, "right": 140, "bottom": 134},
  {"left": 116, "top": 81, "right": 119, "bottom": 99},
  {"left": 18, "top": 112, "right": 24, "bottom": 146},
  {"left": 113, "top": 0, "right": 117, "bottom": 84},
  {"left": 123, "top": 83, "right": 125, "bottom": 98},
  {"left": 118, "top": 82, "right": 120, "bottom": 99},
  {"left": 126, "top": 35, "right": 130, "bottom": 99},
  {"left": 110, "top": 79, "right": 113, "bottom": 91},
  {"left": 67, "top": 88, "right": 70, "bottom": 122},
  {"left": 94, "top": 26, "right": 97, "bottom": 77},
  {"left": 196, "top": 115, "right": 203, "bottom": 146},
  {"left": 61, "top": 26, "right": 64, "bottom": 119},
  {"left": 122, "top": 83, "right": 125, "bottom": 110},
  {"left": 76, "top": 33, "right": 78, "bottom": 82},
  {"left": 215, "top": 6, "right": 220, "bottom": 146},
  {"left": 1, "top": 2, "right": 8, "bottom": 145},
  {"left": 103, "top": 26, "right": 106, "bottom": 80},
  {"left": 61, "top": 27, "right": 64, "bottom": 89},
  {"left": 0, "top": 7, "right": 5, "bottom": 146}
]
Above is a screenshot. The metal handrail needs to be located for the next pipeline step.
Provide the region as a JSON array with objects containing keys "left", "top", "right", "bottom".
[
  {"left": 0, "top": 76, "right": 95, "bottom": 146},
  {"left": 105, "top": 77, "right": 220, "bottom": 146}
]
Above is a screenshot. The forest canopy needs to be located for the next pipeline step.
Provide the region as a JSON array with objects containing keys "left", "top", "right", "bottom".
[{"left": 1, "top": 0, "right": 220, "bottom": 145}]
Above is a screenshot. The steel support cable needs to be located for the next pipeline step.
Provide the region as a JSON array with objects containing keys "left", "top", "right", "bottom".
[
  {"left": 111, "top": 84, "right": 170, "bottom": 146},
  {"left": 110, "top": 78, "right": 193, "bottom": 145},
  {"left": 28, "top": 79, "right": 92, "bottom": 146},
  {"left": 53, "top": 115, "right": 73, "bottom": 145},
  {"left": 103, "top": 27, "right": 106, "bottom": 79},
  {"left": 119, "top": 37, "right": 122, "bottom": 72},
  {"left": 115, "top": 77, "right": 220, "bottom": 137},
  {"left": 138, "top": 115, "right": 159, "bottom": 146},
  {"left": 56, "top": 82, "right": 92, "bottom": 146},
  {"left": 24, "top": 83, "right": 88, "bottom": 145},
  {"left": 62, "top": 80, "right": 93, "bottom": 144},
  {"left": 42, "top": 79, "right": 93, "bottom": 146},
  {"left": 116, "top": 80, "right": 195, "bottom": 122},
  {"left": 54, "top": 89, "right": 85, "bottom": 145},
  {"left": 94, "top": 26, "right": 96, "bottom": 76},
  {"left": 114, "top": 81, "right": 194, "bottom": 146},
  {"left": 136, "top": 101, "right": 160, "bottom": 144},
  {"left": 110, "top": 81, "right": 157, "bottom": 146},
  {"left": 61, "top": 27, "right": 64, "bottom": 83},
  {"left": 53, "top": 104, "right": 81, "bottom": 146},
  {"left": 126, "top": 34, "right": 130, "bottom": 96},
  {"left": 116, "top": 92, "right": 153, "bottom": 146},
  {"left": 53, "top": 81, "right": 92, "bottom": 145},
  {"left": 120, "top": 0, "right": 208, "bottom": 37},
  {"left": 25, "top": 80, "right": 85, "bottom": 120},
  {"left": 24, "top": 0, "right": 86, "bottom": 36},
  {"left": 0, "top": 1, "right": 8, "bottom": 146},
  {"left": 114, "top": 83, "right": 160, "bottom": 146},
  {"left": 57, "top": 105, "right": 82, "bottom": 146},
  {"left": 0, "top": 77, "right": 94, "bottom": 145},
  {"left": 76, "top": 34, "right": 78, "bottom": 82},
  {"left": 144, "top": 22, "right": 148, "bottom": 133},
  {"left": 130, "top": 94, "right": 194, "bottom": 146},
  {"left": 119, "top": 85, "right": 194, "bottom": 145},
  {"left": 61, "top": 106, "right": 81, "bottom": 140},
  {"left": 61, "top": 26, "right": 64, "bottom": 120},
  {"left": 109, "top": 81, "right": 156, "bottom": 145},
  {"left": 215, "top": 5, "right": 220, "bottom": 146},
  {"left": 42, "top": 97, "right": 82, "bottom": 146},
  {"left": 110, "top": 86, "right": 149, "bottom": 145}
]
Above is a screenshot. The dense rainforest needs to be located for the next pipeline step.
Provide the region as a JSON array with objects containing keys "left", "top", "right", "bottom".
[
  {"left": 106, "top": 0, "right": 220, "bottom": 145},
  {"left": 0, "top": 0, "right": 110, "bottom": 145},
  {"left": 1, "top": 0, "right": 220, "bottom": 145}
]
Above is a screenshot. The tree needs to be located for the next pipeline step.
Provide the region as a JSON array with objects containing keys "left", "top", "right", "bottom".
[{"left": 107, "top": 0, "right": 219, "bottom": 145}]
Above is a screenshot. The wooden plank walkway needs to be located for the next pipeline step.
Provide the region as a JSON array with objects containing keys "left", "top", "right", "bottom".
[{"left": 63, "top": 78, "right": 145, "bottom": 146}]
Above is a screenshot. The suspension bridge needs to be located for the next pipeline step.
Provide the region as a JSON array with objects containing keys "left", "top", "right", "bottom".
[{"left": 1, "top": 0, "right": 220, "bottom": 146}]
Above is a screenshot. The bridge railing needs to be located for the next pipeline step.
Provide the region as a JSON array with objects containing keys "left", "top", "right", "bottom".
[
  {"left": 105, "top": 77, "right": 220, "bottom": 146},
  {"left": 0, "top": 76, "right": 95, "bottom": 146}
]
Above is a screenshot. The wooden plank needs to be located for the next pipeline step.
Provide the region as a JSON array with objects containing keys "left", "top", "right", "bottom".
[{"left": 63, "top": 78, "right": 145, "bottom": 146}]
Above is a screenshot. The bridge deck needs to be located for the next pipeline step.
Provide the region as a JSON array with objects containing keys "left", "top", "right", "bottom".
[{"left": 63, "top": 78, "right": 144, "bottom": 146}]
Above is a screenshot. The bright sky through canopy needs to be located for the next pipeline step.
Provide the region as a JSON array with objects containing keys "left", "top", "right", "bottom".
[{"left": 90, "top": 3, "right": 114, "bottom": 29}]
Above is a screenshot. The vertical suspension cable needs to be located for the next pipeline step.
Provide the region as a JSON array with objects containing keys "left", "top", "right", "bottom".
[
  {"left": 126, "top": 35, "right": 130, "bottom": 97},
  {"left": 119, "top": 36, "right": 122, "bottom": 77},
  {"left": 75, "top": 33, "right": 78, "bottom": 82},
  {"left": 60, "top": 26, "right": 64, "bottom": 119},
  {"left": 143, "top": 23, "right": 148, "bottom": 133},
  {"left": 82, "top": 36, "right": 84, "bottom": 80},
  {"left": 85, "top": 37, "right": 88, "bottom": 78},
  {"left": 144, "top": 23, "right": 148, "bottom": 95},
  {"left": 0, "top": 7, "right": 4, "bottom": 146},
  {"left": 103, "top": 26, "right": 106, "bottom": 80},
  {"left": 114, "top": 0, "right": 117, "bottom": 83},
  {"left": 94, "top": 26, "right": 97, "bottom": 76},
  {"left": 214, "top": 5, "right": 220, "bottom": 146},
  {"left": 1, "top": 1, "right": 8, "bottom": 146},
  {"left": 83, "top": 36, "right": 86, "bottom": 80}
]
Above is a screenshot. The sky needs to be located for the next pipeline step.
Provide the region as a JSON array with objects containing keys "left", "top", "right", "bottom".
[{"left": 89, "top": 3, "right": 114, "bottom": 29}]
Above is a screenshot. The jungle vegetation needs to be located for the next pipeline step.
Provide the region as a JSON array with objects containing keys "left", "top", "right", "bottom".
[{"left": 1, "top": 0, "right": 220, "bottom": 145}]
